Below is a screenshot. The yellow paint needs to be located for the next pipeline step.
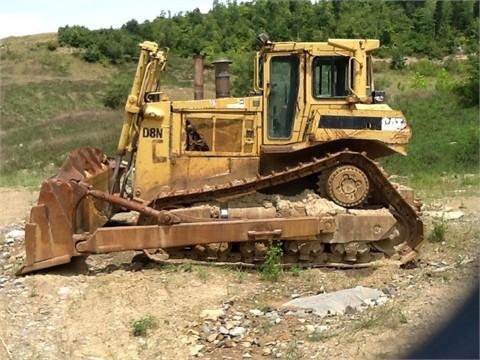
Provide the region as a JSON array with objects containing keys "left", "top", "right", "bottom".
[{"left": 120, "top": 38, "right": 413, "bottom": 203}]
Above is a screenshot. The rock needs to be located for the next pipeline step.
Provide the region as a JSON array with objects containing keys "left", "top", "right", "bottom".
[
  {"left": 229, "top": 326, "right": 246, "bottom": 337},
  {"left": 207, "top": 333, "right": 218, "bottom": 343},
  {"left": 219, "top": 326, "right": 229, "bottom": 335},
  {"left": 305, "top": 324, "right": 316, "bottom": 334},
  {"left": 200, "top": 308, "right": 225, "bottom": 321},
  {"left": 249, "top": 309, "right": 263, "bottom": 316},
  {"left": 242, "top": 320, "right": 252, "bottom": 328},
  {"left": 5, "top": 229, "right": 25, "bottom": 242},
  {"left": 344, "top": 305, "right": 356, "bottom": 315},
  {"left": 317, "top": 325, "right": 329, "bottom": 332},
  {"left": 4, "top": 237, "right": 15, "bottom": 245},
  {"left": 190, "top": 344, "right": 204, "bottom": 357},
  {"left": 291, "top": 293, "right": 301, "bottom": 299},
  {"left": 57, "top": 287, "right": 71, "bottom": 299},
  {"left": 262, "top": 347, "right": 272, "bottom": 356},
  {"left": 283, "top": 286, "right": 387, "bottom": 317},
  {"left": 424, "top": 210, "right": 464, "bottom": 220},
  {"left": 243, "top": 352, "right": 252, "bottom": 358},
  {"left": 381, "top": 287, "right": 397, "bottom": 297}
]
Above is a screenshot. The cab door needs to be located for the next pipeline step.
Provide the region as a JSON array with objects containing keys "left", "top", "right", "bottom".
[{"left": 263, "top": 55, "right": 300, "bottom": 145}]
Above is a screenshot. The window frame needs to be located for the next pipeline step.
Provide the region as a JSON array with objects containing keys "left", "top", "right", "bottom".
[
  {"left": 266, "top": 55, "right": 300, "bottom": 140},
  {"left": 312, "top": 56, "right": 351, "bottom": 99}
]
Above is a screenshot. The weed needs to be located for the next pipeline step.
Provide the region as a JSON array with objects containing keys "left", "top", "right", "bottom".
[
  {"left": 474, "top": 229, "right": 480, "bottom": 241},
  {"left": 461, "top": 174, "right": 480, "bottom": 187},
  {"left": 410, "top": 72, "right": 427, "bottom": 89},
  {"left": 353, "top": 305, "right": 407, "bottom": 331},
  {"left": 290, "top": 266, "right": 301, "bottom": 277},
  {"left": 29, "top": 284, "right": 38, "bottom": 298},
  {"left": 259, "top": 242, "right": 283, "bottom": 281},
  {"left": 196, "top": 267, "right": 209, "bottom": 283},
  {"left": 307, "top": 329, "right": 337, "bottom": 342},
  {"left": 307, "top": 331, "right": 323, "bottom": 342},
  {"left": 131, "top": 314, "right": 158, "bottom": 337},
  {"left": 429, "top": 219, "right": 447, "bottom": 243},
  {"left": 234, "top": 268, "right": 246, "bottom": 283},
  {"left": 259, "top": 318, "right": 274, "bottom": 334},
  {"left": 285, "top": 340, "right": 304, "bottom": 360},
  {"left": 178, "top": 263, "right": 193, "bottom": 272}
]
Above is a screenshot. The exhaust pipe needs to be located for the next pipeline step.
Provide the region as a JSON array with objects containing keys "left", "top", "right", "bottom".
[
  {"left": 212, "top": 58, "right": 232, "bottom": 98},
  {"left": 193, "top": 54, "right": 204, "bottom": 100}
]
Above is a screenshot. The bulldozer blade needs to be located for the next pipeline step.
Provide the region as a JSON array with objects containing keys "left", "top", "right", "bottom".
[{"left": 18, "top": 147, "right": 114, "bottom": 275}]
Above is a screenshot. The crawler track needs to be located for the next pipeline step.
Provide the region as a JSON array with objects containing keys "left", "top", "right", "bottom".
[
  {"left": 139, "top": 150, "right": 424, "bottom": 267},
  {"left": 148, "top": 150, "right": 423, "bottom": 250}
]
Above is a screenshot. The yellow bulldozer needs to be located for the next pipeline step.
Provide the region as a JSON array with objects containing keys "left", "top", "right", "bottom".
[{"left": 18, "top": 34, "right": 423, "bottom": 274}]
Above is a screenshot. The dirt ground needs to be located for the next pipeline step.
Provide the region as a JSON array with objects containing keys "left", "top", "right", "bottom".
[{"left": 0, "top": 187, "right": 478, "bottom": 360}]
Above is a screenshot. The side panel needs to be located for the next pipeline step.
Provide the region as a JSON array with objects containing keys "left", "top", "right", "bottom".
[{"left": 134, "top": 97, "right": 263, "bottom": 202}]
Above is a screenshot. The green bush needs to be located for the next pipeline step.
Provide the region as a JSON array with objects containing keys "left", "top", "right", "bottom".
[
  {"left": 429, "top": 219, "right": 447, "bottom": 243},
  {"left": 373, "top": 60, "right": 390, "bottom": 74},
  {"left": 408, "top": 60, "right": 441, "bottom": 77},
  {"left": 390, "top": 48, "right": 406, "bottom": 70},
  {"left": 435, "top": 68, "right": 454, "bottom": 91},
  {"left": 131, "top": 314, "right": 158, "bottom": 337},
  {"left": 456, "top": 53, "right": 479, "bottom": 106},
  {"left": 102, "top": 72, "right": 133, "bottom": 109},
  {"left": 46, "top": 41, "right": 58, "bottom": 51},
  {"left": 260, "top": 242, "right": 283, "bottom": 281},
  {"left": 83, "top": 45, "right": 103, "bottom": 63},
  {"left": 410, "top": 72, "right": 427, "bottom": 89}
]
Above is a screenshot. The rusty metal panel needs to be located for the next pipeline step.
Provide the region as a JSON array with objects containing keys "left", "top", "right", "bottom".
[
  {"left": 328, "top": 212, "right": 397, "bottom": 243},
  {"left": 18, "top": 147, "right": 113, "bottom": 275},
  {"left": 76, "top": 217, "right": 333, "bottom": 254}
]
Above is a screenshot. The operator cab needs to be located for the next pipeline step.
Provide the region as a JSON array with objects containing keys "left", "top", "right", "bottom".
[{"left": 255, "top": 34, "right": 382, "bottom": 145}]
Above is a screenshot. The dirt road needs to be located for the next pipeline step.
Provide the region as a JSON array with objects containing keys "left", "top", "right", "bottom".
[{"left": 0, "top": 187, "right": 478, "bottom": 359}]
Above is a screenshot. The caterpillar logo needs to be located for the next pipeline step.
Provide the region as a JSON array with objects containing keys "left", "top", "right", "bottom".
[{"left": 143, "top": 127, "right": 163, "bottom": 138}]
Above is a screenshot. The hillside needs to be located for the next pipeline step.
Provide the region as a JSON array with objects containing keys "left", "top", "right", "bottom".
[
  {"left": 1, "top": 32, "right": 478, "bottom": 189},
  {"left": 0, "top": 34, "right": 215, "bottom": 186}
]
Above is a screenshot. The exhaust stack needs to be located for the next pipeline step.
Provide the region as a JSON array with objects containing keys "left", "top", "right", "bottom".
[
  {"left": 193, "top": 54, "right": 204, "bottom": 100},
  {"left": 212, "top": 58, "right": 232, "bottom": 98}
]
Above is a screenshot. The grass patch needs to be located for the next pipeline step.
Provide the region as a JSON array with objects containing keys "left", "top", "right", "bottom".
[
  {"left": 353, "top": 305, "right": 407, "bottom": 331},
  {"left": 428, "top": 219, "right": 447, "bottom": 243},
  {"left": 234, "top": 267, "right": 247, "bottom": 283},
  {"left": 384, "top": 90, "right": 479, "bottom": 177},
  {"left": 285, "top": 340, "right": 304, "bottom": 360},
  {"left": 259, "top": 242, "right": 283, "bottom": 281},
  {"left": 131, "top": 314, "right": 158, "bottom": 337},
  {"left": 196, "top": 266, "right": 209, "bottom": 283},
  {"left": 0, "top": 169, "right": 50, "bottom": 188},
  {"left": 290, "top": 266, "right": 301, "bottom": 277},
  {"left": 306, "top": 329, "right": 338, "bottom": 342}
]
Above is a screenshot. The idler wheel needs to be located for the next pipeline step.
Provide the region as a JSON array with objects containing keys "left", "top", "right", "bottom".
[{"left": 326, "top": 165, "right": 369, "bottom": 207}]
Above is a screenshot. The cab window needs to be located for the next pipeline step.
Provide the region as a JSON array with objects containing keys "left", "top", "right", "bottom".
[
  {"left": 313, "top": 57, "right": 350, "bottom": 98},
  {"left": 267, "top": 56, "right": 299, "bottom": 139}
]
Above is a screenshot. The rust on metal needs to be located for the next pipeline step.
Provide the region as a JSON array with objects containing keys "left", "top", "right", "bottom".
[
  {"left": 18, "top": 147, "right": 113, "bottom": 275},
  {"left": 19, "top": 149, "right": 423, "bottom": 275},
  {"left": 75, "top": 216, "right": 333, "bottom": 253},
  {"left": 87, "top": 189, "right": 180, "bottom": 225}
]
